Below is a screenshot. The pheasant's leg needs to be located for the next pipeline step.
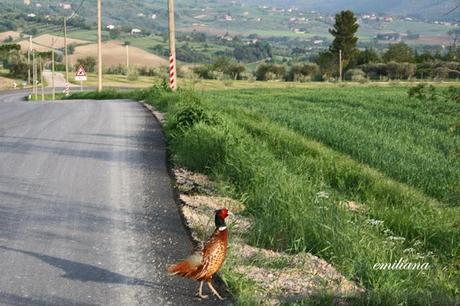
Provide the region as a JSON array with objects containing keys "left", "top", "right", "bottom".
[
  {"left": 207, "top": 281, "right": 224, "bottom": 300},
  {"left": 197, "top": 281, "right": 208, "bottom": 299}
]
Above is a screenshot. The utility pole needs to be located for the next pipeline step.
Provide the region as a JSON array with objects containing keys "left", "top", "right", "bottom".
[
  {"left": 32, "top": 50, "right": 37, "bottom": 100},
  {"left": 97, "top": 0, "right": 103, "bottom": 91},
  {"left": 126, "top": 44, "right": 129, "bottom": 70},
  {"left": 339, "top": 49, "right": 343, "bottom": 82},
  {"left": 51, "top": 37, "right": 55, "bottom": 101},
  {"left": 64, "top": 16, "right": 69, "bottom": 84},
  {"left": 28, "top": 36, "right": 32, "bottom": 86},
  {"left": 168, "top": 0, "right": 177, "bottom": 91},
  {"left": 40, "top": 59, "right": 45, "bottom": 102}
]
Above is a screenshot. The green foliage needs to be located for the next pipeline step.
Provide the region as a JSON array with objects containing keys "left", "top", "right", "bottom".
[
  {"left": 166, "top": 99, "right": 217, "bottom": 134},
  {"left": 350, "top": 48, "right": 380, "bottom": 67},
  {"left": 286, "top": 63, "right": 319, "bottom": 82},
  {"left": 329, "top": 10, "right": 359, "bottom": 67},
  {"left": 64, "top": 89, "right": 137, "bottom": 100},
  {"left": 233, "top": 40, "right": 272, "bottom": 63},
  {"left": 67, "top": 44, "right": 76, "bottom": 56},
  {"left": 383, "top": 42, "right": 414, "bottom": 63},
  {"left": 193, "top": 57, "right": 246, "bottom": 80},
  {"left": 75, "top": 56, "right": 96, "bottom": 73},
  {"left": 408, "top": 83, "right": 438, "bottom": 101},
  {"left": 255, "top": 63, "right": 286, "bottom": 81},
  {"left": 126, "top": 68, "right": 139, "bottom": 81},
  {"left": 409, "top": 84, "right": 460, "bottom": 104},
  {"left": 344, "top": 68, "right": 366, "bottom": 81}
]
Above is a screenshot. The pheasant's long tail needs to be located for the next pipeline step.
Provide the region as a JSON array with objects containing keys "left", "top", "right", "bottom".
[{"left": 167, "top": 261, "right": 198, "bottom": 278}]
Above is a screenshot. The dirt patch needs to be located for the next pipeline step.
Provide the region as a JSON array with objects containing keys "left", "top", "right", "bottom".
[{"left": 0, "top": 76, "right": 19, "bottom": 89}]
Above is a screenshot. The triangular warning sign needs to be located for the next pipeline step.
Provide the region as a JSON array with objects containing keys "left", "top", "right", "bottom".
[{"left": 76, "top": 66, "right": 86, "bottom": 76}]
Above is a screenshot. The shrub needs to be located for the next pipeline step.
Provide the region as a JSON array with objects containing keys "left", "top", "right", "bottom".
[
  {"left": 344, "top": 68, "right": 366, "bottom": 81},
  {"left": 255, "top": 63, "right": 286, "bottom": 81},
  {"left": 287, "top": 63, "right": 319, "bottom": 82},
  {"left": 75, "top": 56, "right": 96, "bottom": 72},
  {"left": 127, "top": 68, "right": 139, "bottom": 81}
]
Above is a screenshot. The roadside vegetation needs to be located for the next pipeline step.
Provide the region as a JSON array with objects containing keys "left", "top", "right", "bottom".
[
  {"left": 149, "top": 85, "right": 459, "bottom": 305},
  {"left": 75, "top": 82, "right": 460, "bottom": 305}
]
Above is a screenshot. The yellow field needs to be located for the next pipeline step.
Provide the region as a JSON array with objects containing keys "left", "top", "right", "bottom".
[
  {"left": 71, "top": 41, "right": 168, "bottom": 69},
  {"left": 0, "top": 31, "right": 21, "bottom": 42},
  {"left": 17, "top": 34, "right": 89, "bottom": 52}
]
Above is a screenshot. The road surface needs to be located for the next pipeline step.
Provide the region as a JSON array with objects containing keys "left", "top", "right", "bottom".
[{"left": 0, "top": 90, "right": 229, "bottom": 305}]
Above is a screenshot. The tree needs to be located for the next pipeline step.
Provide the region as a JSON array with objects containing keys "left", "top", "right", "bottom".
[
  {"left": 287, "top": 63, "right": 319, "bottom": 82},
  {"left": 329, "top": 10, "right": 359, "bottom": 68},
  {"left": 255, "top": 63, "right": 286, "bottom": 81},
  {"left": 67, "top": 44, "right": 76, "bottom": 55},
  {"left": 314, "top": 51, "right": 337, "bottom": 77},
  {"left": 349, "top": 48, "right": 380, "bottom": 67},
  {"left": 383, "top": 42, "right": 414, "bottom": 63},
  {"left": 75, "top": 56, "right": 96, "bottom": 72}
]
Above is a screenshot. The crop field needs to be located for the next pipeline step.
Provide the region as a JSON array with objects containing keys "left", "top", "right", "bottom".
[{"left": 136, "top": 84, "right": 459, "bottom": 304}]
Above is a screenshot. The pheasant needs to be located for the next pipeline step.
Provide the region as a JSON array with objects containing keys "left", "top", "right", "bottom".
[{"left": 167, "top": 208, "right": 229, "bottom": 300}]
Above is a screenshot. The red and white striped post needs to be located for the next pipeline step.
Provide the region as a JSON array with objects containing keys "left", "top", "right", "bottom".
[
  {"left": 169, "top": 53, "right": 177, "bottom": 90},
  {"left": 168, "top": 0, "right": 177, "bottom": 91}
]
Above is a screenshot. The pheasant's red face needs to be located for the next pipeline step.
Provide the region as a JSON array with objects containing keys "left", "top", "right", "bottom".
[{"left": 218, "top": 208, "right": 229, "bottom": 220}]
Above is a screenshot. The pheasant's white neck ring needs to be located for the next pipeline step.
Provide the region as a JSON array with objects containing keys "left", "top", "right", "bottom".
[{"left": 218, "top": 226, "right": 227, "bottom": 231}]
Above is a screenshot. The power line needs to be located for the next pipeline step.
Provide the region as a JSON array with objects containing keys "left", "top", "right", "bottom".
[
  {"left": 443, "top": 3, "right": 460, "bottom": 17},
  {"left": 68, "top": 0, "right": 87, "bottom": 20}
]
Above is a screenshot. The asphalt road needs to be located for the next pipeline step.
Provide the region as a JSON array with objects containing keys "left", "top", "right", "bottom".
[{"left": 0, "top": 90, "right": 230, "bottom": 306}]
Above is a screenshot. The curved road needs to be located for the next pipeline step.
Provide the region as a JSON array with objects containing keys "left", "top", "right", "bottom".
[{"left": 0, "top": 90, "right": 229, "bottom": 305}]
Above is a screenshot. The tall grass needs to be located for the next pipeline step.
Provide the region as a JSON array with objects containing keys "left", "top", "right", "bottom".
[
  {"left": 140, "top": 86, "right": 459, "bottom": 305},
  {"left": 205, "top": 87, "right": 459, "bottom": 205},
  {"left": 68, "top": 86, "right": 459, "bottom": 303}
]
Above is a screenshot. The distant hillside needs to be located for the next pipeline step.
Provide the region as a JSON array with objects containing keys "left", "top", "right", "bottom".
[{"left": 242, "top": 0, "right": 460, "bottom": 20}]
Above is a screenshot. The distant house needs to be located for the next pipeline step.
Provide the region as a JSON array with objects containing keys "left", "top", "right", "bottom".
[
  {"left": 137, "top": 13, "right": 145, "bottom": 17},
  {"left": 384, "top": 16, "right": 393, "bottom": 22},
  {"left": 106, "top": 25, "right": 115, "bottom": 30},
  {"left": 24, "top": 0, "right": 31, "bottom": 5},
  {"left": 151, "top": 14, "right": 157, "bottom": 20},
  {"left": 313, "top": 40, "right": 324, "bottom": 45},
  {"left": 131, "top": 28, "right": 142, "bottom": 35},
  {"left": 59, "top": 3, "right": 72, "bottom": 10},
  {"left": 27, "top": 13, "right": 36, "bottom": 18},
  {"left": 224, "top": 15, "right": 233, "bottom": 21},
  {"left": 376, "top": 33, "right": 400, "bottom": 41}
]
